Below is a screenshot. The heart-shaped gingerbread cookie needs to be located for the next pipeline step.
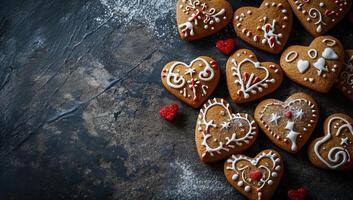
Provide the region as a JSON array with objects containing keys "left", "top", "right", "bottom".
[
  {"left": 224, "top": 149, "right": 284, "bottom": 200},
  {"left": 288, "top": 0, "right": 352, "bottom": 37},
  {"left": 336, "top": 50, "right": 353, "bottom": 101},
  {"left": 280, "top": 36, "right": 344, "bottom": 93},
  {"left": 195, "top": 98, "right": 258, "bottom": 162},
  {"left": 226, "top": 49, "right": 283, "bottom": 103},
  {"left": 176, "top": 0, "right": 233, "bottom": 41},
  {"left": 161, "top": 56, "right": 220, "bottom": 108},
  {"left": 254, "top": 93, "right": 319, "bottom": 153},
  {"left": 308, "top": 113, "right": 353, "bottom": 170},
  {"left": 233, "top": 0, "right": 293, "bottom": 54}
]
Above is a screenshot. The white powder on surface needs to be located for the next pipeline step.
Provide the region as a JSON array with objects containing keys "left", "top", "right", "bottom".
[{"left": 97, "top": 0, "right": 176, "bottom": 40}]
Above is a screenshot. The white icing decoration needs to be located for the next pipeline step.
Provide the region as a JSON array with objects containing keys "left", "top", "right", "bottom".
[
  {"left": 294, "top": 109, "right": 304, "bottom": 120},
  {"left": 297, "top": 59, "right": 310, "bottom": 73},
  {"left": 313, "top": 58, "right": 328, "bottom": 75},
  {"left": 165, "top": 57, "right": 215, "bottom": 100},
  {"left": 322, "top": 39, "right": 337, "bottom": 47},
  {"left": 285, "top": 121, "right": 299, "bottom": 151},
  {"left": 179, "top": 0, "right": 227, "bottom": 37},
  {"left": 231, "top": 58, "right": 275, "bottom": 99},
  {"left": 322, "top": 48, "right": 338, "bottom": 60},
  {"left": 314, "top": 116, "right": 353, "bottom": 169},
  {"left": 198, "top": 98, "right": 257, "bottom": 157},
  {"left": 260, "top": 19, "right": 282, "bottom": 48},
  {"left": 308, "top": 8, "right": 326, "bottom": 33},
  {"left": 285, "top": 51, "right": 298, "bottom": 63},
  {"left": 226, "top": 151, "right": 281, "bottom": 200},
  {"left": 269, "top": 113, "right": 281, "bottom": 125},
  {"left": 307, "top": 49, "right": 318, "bottom": 59}
]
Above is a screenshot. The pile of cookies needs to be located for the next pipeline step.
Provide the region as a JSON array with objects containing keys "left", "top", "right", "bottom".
[{"left": 161, "top": 0, "right": 353, "bottom": 199}]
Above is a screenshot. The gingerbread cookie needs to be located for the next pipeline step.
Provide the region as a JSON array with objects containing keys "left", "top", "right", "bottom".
[
  {"left": 161, "top": 56, "right": 220, "bottom": 108},
  {"left": 280, "top": 36, "right": 344, "bottom": 93},
  {"left": 224, "top": 149, "right": 284, "bottom": 200},
  {"left": 288, "top": 0, "right": 352, "bottom": 37},
  {"left": 176, "top": 0, "right": 233, "bottom": 41},
  {"left": 308, "top": 113, "right": 353, "bottom": 170},
  {"left": 226, "top": 49, "right": 283, "bottom": 103},
  {"left": 195, "top": 98, "right": 258, "bottom": 163},
  {"left": 254, "top": 93, "right": 319, "bottom": 153},
  {"left": 233, "top": 0, "right": 293, "bottom": 54},
  {"left": 336, "top": 50, "right": 353, "bottom": 101}
]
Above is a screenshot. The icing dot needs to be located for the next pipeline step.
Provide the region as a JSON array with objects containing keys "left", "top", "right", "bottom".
[
  {"left": 245, "top": 186, "right": 251, "bottom": 192},
  {"left": 237, "top": 181, "right": 244, "bottom": 186},
  {"left": 232, "top": 174, "right": 238, "bottom": 180},
  {"left": 282, "top": 9, "right": 288, "bottom": 13},
  {"left": 268, "top": 180, "right": 273, "bottom": 185},
  {"left": 320, "top": 2, "right": 325, "bottom": 7},
  {"left": 275, "top": 166, "right": 281, "bottom": 171},
  {"left": 272, "top": 172, "right": 278, "bottom": 177}
]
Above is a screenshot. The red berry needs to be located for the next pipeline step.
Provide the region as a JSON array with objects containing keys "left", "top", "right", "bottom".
[
  {"left": 288, "top": 187, "right": 308, "bottom": 200},
  {"left": 216, "top": 38, "right": 236, "bottom": 55},
  {"left": 159, "top": 104, "right": 179, "bottom": 121}
]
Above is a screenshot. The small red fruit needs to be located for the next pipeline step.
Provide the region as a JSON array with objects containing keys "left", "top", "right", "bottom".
[{"left": 159, "top": 104, "right": 179, "bottom": 121}]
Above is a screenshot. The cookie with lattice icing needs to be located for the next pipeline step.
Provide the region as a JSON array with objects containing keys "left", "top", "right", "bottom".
[
  {"left": 226, "top": 49, "right": 283, "bottom": 103},
  {"left": 233, "top": 0, "right": 293, "bottom": 54},
  {"left": 288, "top": 0, "right": 352, "bottom": 37},
  {"left": 336, "top": 50, "right": 353, "bottom": 101},
  {"left": 280, "top": 36, "right": 344, "bottom": 93},
  {"left": 195, "top": 98, "right": 258, "bottom": 162},
  {"left": 308, "top": 113, "right": 353, "bottom": 170},
  {"left": 176, "top": 0, "right": 233, "bottom": 41},
  {"left": 254, "top": 92, "right": 319, "bottom": 153},
  {"left": 224, "top": 149, "right": 284, "bottom": 200},
  {"left": 161, "top": 56, "right": 220, "bottom": 108}
]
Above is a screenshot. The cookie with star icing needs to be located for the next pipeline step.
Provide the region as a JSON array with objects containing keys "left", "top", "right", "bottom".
[
  {"left": 308, "top": 113, "right": 353, "bottom": 170},
  {"left": 195, "top": 98, "right": 258, "bottom": 163},
  {"left": 161, "top": 56, "right": 220, "bottom": 108},
  {"left": 254, "top": 92, "right": 319, "bottom": 153},
  {"left": 233, "top": 0, "right": 293, "bottom": 54},
  {"left": 280, "top": 36, "right": 344, "bottom": 93},
  {"left": 336, "top": 50, "right": 353, "bottom": 101},
  {"left": 176, "top": 0, "right": 233, "bottom": 41},
  {"left": 226, "top": 49, "right": 283, "bottom": 103}
]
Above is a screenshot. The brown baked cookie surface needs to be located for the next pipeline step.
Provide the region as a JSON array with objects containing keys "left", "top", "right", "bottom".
[
  {"left": 161, "top": 56, "right": 220, "bottom": 108},
  {"left": 336, "top": 50, "right": 353, "bottom": 101},
  {"left": 254, "top": 93, "right": 319, "bottom": 153},
  {"left": 308, "top": 113, "right": 353, "bottom": 170},
  {"left": 176, "top": 0, "right": 233, "bottom": 41},
  {"left": 224, "top": 149, "right": 284, "bottom": 200},
  {"left": 226, "top": 49, "right": 283, "bottom": 103},
  {"left": 288, "top": 0, "right": 352, "bottom": 37},
  {"left": 280, "top": 36, "right": 344, "bottom": 93},
  {"left": 195, "top": 98, "right": 258, "bottom": 163},
  {"left": 233, "top": 0, "right": 293, "bottom": 54}
]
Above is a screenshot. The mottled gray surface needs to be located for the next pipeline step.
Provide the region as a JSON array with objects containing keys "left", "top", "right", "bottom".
[{"left": 0, "top": 0, "right": 352, "bottom": 199}]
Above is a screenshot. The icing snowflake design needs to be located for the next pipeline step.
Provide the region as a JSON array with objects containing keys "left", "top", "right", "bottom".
[
  {"left": 233, "top": 2, "right": 289, "bottom": 49},
  {"left": 231, "top": 58, "right": 276, "bottom": 99},
  {"left": 314, "top": 116, "right": 353, "bottom": 169},
  {"left": 226, "top": 151, "right": 281, "bottom": 200},
  {"left": 197, "top": 98, "right": 257, "bottom": 157},
  {"left": 259, "top": 99, "right": 317, "bottom": 152},
  {"left": 178, "top": 0, "right": 227, "bottom": 37},
  {"left": 162, "top": 58, "right": 217, "bottom": 101},
  {"left": 293, "top": 0, "right": 349, "bottom": 33},
  {"left": 285, "top": 38, "right": 339, "bottom": 82},
  {"left": 339, "top": 55, "right": 353, "bottom": 95}
]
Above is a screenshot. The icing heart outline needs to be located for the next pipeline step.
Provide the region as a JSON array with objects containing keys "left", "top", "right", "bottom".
[
  {"left": 176, "top": 0, "right": 233, "bottom": 41},
  {"left": 224, "top": 149, "right": 284, "bottom": 200},
  {"left": 233, "top": 0, "right": 293, "bottom": 54},
  {"left": 161, "top": 56, "right": 220, "bottom": 108},
  {"left": 280, "top": 36, "right": 344, "bottom": 93},
  {"left": 308, "top": 113, "right": 353, "bottom": 170},
  {"left": 226, "top": 49, "right": 283, "bottom": 103},
  {"left": 195, "top": 98, "right": 258, "bottom": 163},
  {"left": 288, "top": 0, "right": 353, "bottom": 37},
  {"left": 255, "top": 92, "right": 319, "bottom": 153}
]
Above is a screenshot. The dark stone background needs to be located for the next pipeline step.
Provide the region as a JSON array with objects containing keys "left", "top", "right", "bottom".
[{"left": 0, "top": 0, "right": 352, "bottom": 199}]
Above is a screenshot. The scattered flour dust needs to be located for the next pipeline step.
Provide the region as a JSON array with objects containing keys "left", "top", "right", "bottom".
[
  {"left": 164, "top": 160, "right": 232, "bottom": 199},
  {"left": 97, "top": 0, "right": 176, "bottom": 40}
]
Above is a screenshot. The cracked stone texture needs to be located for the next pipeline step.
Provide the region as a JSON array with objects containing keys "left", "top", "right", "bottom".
[{"left": 0, "top": 0, "right": 352, "bottom": 199}]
